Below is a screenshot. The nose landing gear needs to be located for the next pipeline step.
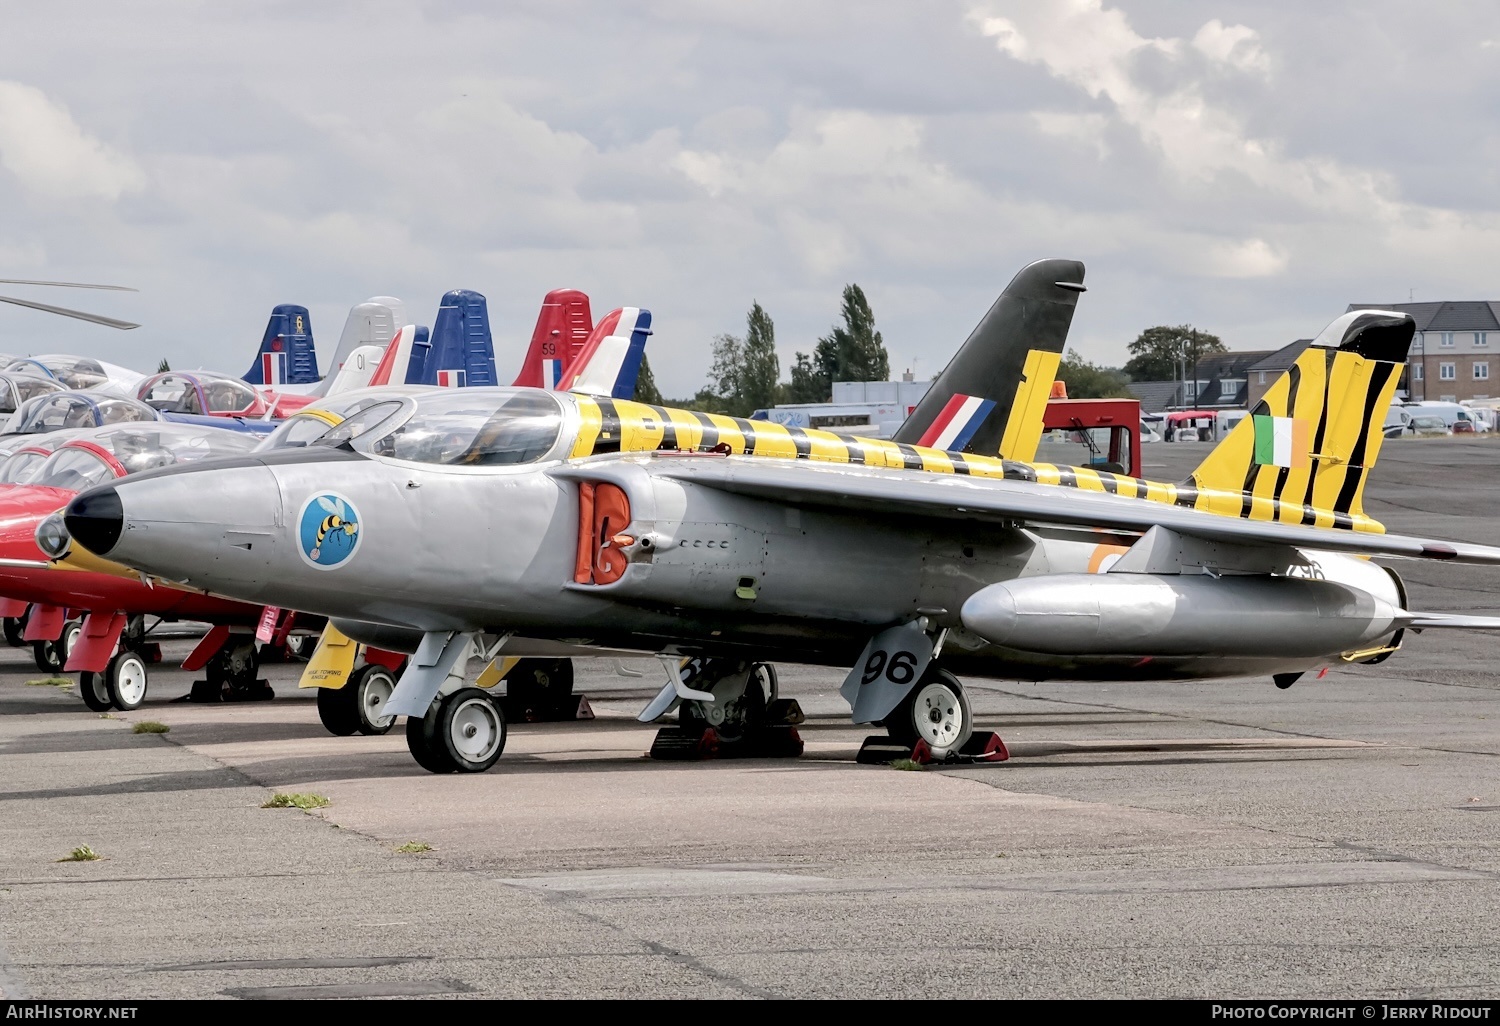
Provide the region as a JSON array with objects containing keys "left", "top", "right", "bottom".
[{"left": 646, "top": 659, "right": 805, "bottom": 760}]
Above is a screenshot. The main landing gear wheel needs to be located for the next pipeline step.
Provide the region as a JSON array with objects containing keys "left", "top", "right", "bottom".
[
  {"left": 317, "top": 665, "right": 398, "bottom": 737},
  {"left": 193, "top": 639, "right": 273, "bottom": 703},
  {"left": 3, "top": 613, "right": 26, "bottom": 648},
  {"left": 79, "top": 669, "right": 113, "bottom": 712},
  {"left": 103, "top": 651, "right": 149, "bottom": 711},
  {"left": 406, "top": 688, "right": 507, "bottom": 774},
  {"left": 503, "top": 658, "right": 575, "bottom": 720},
  {"left": 884, "top": 668, "right": 973, "bottom": 754},
  {"left": 33, "top": 619, "right": 82, "bottom": 674},
  {"left": 655, "top": 660, "right": 801, "bottom": 760}
]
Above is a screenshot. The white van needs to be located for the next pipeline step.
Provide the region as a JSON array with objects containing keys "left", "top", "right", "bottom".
[{"left": 1409, "top": 401, "right": 1486, "bottom": 432}]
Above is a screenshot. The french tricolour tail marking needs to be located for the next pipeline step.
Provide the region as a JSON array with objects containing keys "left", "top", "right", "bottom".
[{"left": 917, "top": 393, "right": 998, "bottom": 451}]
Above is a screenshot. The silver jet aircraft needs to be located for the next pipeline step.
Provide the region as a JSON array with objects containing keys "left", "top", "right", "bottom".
[{"left": 61, "top": 262, "right": 1500, "bottom": 773}]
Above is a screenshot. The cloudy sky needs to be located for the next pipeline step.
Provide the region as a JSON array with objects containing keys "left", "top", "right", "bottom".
[{"left": 1, "top": 0, "right": 1498, "bottom": 395}]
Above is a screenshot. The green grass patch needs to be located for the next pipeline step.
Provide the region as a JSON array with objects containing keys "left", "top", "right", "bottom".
[
  {"left": 57, "top": 845, "right": 100, "bottom": 863},
  {"left": 132, "top": 721, "right": 170, "bottom": 734},
  {"left": 888, "top": 758, "right": 927, "bottom": 772},
  {"left": 394, "top": 841, "right": 432, "bottom": 854},
  {"left": 262, "top": 792, "right": 330, "bottom": 810},
  {"left": 25, "top": 677, "right": 72, "bottom": 688}
]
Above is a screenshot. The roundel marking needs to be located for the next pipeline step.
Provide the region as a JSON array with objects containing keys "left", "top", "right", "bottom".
[{"left": 297, "top": 492, "right": 363, "bottom": 570}]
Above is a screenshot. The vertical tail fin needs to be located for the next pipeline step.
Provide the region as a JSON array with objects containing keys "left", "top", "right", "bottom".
[
  {"left": 243, "top": 304, "right": 318, "bottom": 385},
  {"left": 327, "top": 298, "right": 405, "bottom": 378},
  {"left": 1187, "top": 309, "right": 1414, "bottom": 526},
  {"left": 892, "top": 259, "right": 1085, "bottom": 460},
  {"left": 414, "top": 290, "right": 498, "bottom": 387},
  {"left": 561, "top": 307, "right": 651, "bottom": 398},
  {"left": 514, "top": 289, "right": 594, "bottom": 390}
]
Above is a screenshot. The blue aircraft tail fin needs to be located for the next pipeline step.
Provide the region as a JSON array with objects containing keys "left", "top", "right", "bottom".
[
  {"left": 243, "top": 304, "right": 319, "bottom": 386},
  {"left": 411, "top": 290, "right": 497, "bottom": 387}
]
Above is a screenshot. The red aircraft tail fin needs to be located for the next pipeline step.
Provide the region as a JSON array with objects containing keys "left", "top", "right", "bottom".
[{"left": 513, "top": 289, "right": 593, "bottom": 390}]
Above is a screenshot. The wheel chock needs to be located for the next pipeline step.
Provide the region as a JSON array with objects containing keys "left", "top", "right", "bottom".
[
  {"left": 958, "top": 730, "right": 1010, "bottom": 762},
  {"left": 497, "top": 693, "right": 597, "bottom": 723},
  {"left": 748, "top": 725, "right": 803, "bottom": 757},
  {"left": 857, "top": 731, "right": 1010, "bottom": 766},
  {"left": 856, "top": 735, "right": 916, "bottom": 765},
  {"left": 765, "top": 698, "right": 805, "bottom": 726},
  {"left": 649, "top": 726, "right": 721, "bottom": 760}
]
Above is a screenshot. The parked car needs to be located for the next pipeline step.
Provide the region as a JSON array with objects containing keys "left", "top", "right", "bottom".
[{"left": 1407, "top": 414, "right": 1451, "bottom": 436}]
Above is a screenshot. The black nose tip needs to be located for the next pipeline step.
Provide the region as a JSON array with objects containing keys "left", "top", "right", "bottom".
[{"left": 65, "top": 486, "right": 124, "bottom": 556}]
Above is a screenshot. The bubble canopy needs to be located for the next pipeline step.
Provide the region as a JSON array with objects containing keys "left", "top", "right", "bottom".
[
  {"left": 319, "top": 388, "right": 566, "bottom": 467},
  {"left": 4, "top": 392, "right": 158, "bottom": 435},
  {"left": 30, "top": 423, "right": 258, "bottom": 490},
  {"left": 253, "top": 386, "right": 431, "bottom": 452}
]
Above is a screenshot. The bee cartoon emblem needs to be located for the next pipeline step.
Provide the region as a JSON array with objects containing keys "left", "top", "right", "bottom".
[{"left": 297, "top": 493, "right": 362, "bottom": 569}]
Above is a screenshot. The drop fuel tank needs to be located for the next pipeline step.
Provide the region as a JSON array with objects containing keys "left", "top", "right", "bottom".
[{"left": 960, "top": 573, "right": 1403, "bottom": 659}]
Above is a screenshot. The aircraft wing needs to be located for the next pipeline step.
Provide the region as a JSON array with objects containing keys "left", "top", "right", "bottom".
[{"left": 641, "top": 456, "right": 1500, "bottom": 566}]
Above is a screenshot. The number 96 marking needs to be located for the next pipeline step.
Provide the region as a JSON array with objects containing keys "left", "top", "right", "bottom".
[{"left": 862, "top": 650, "right": 918, "bottom": 686}]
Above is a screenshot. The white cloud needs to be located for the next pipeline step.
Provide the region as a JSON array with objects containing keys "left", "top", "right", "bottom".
[
  {"left": 0, "top": 81, "right": 144, "bottom": 201},
  {"left": 1202, "top": 237, "right": 1287, "bottom": 278},
  {"left": 1192, "top": 20, "right": 1271, "bottom": 75}
]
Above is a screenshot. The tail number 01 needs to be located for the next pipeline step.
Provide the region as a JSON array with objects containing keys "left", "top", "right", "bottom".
[{"left": 862, "top": 649, "right": 918, "bottom": 686}]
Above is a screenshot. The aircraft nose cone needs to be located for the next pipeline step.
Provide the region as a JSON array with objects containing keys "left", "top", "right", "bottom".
[{"left": 65, "top": 486, "right": 124, "bottom": 557}]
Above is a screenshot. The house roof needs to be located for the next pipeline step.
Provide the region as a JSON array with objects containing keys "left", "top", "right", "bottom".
[
  {"left": 1248, "top": 339, "right": 1313, "bottom": 374},
  {"left": 1346, "top": 301, "right": 1500, "bottom": 333},
  {"left": 1126, "top": 380, "right": 1182, "bottom": 413}
]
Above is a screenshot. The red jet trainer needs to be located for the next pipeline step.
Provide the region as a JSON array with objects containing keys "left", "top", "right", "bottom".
[{"left": 0, "top": 422, "right": 294, "bottom": 711}]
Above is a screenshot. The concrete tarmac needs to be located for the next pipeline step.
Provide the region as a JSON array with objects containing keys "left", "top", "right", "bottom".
[{"left": 0, "top": 436, "right": 1497, "bottom": 999}]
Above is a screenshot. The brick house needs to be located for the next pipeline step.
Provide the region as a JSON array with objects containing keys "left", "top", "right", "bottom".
[{"left": 1347, "top": 301, "right": 1500, "bottom": 403}]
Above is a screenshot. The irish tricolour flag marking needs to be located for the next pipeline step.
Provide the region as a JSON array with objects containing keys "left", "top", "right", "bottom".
[{"left": 1252, "top": 415, "right": 1309, "bottom": 469}]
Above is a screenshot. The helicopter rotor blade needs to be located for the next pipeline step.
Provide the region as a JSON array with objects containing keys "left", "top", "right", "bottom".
[
  {"left": 0, "top": 279, "right": 137, "bottom": 292},
  {"left": 0, "top": 294, "right": 139, "bottom": 330}
]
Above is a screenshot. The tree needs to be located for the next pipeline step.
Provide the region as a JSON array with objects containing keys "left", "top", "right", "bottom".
[
  {"left": 1123, "top": 324, "right": 1226, "bottom": 381},
  {"left": 706, "top": 332, "right": 744, "bottom": 413},
  {"left": 786, "top": 351, "right": 825, "bottom": 404},
  {"left": 156, "top": 358, "right": 170, "bottom": 373},
  {"left": 820, "top": 284, "right": 889, "bottom": 384},
  {"left": 632, "top": 354, "right": 663, "bottom": 406},
  {"left": 739, "top": 302, "right": 779, "bottom": 415},
  {"left": 1056, "top": 349, "right": 1134, "bottom": 398}
]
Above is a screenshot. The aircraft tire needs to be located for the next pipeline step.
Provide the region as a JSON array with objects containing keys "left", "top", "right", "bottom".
[
  {"left": 883, "top": 668, "right": 973, "bottom": 753},
  {"left": 405, "top": 705, "right": 457, "bottom": 773},
  {"left": 353, "top": 665, "right": 397, "bottom": 736},
  {"left": 504, "top": 659, "right": 573, "bottom": 717},
  {"left": 406, "top": 688, "right": 506, "bottom": 774},
  {"left": 32, "top": 640, "right": 61, "bottom": 674},
  {"left": 436, "top": 689, "right": 506, "bottom": 772},
  {"left": 316, "top": 682, "right": 361, "bottom": 737},
  {"left": 105, "top": 652, "right": 149, "bottom": 712},
  {"left": 79, "top": 671, "right": 113, "bottom": 712},
  {"left": 3, "top": 615, "right": 24, "bottom": 647}
]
